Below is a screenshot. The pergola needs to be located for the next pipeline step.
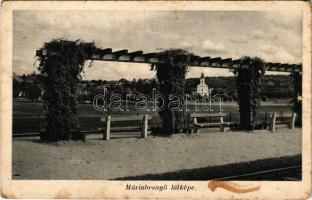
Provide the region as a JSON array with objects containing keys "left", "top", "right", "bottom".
[{"left": 36, "top": 41, "right": 302, "bottom": 140}]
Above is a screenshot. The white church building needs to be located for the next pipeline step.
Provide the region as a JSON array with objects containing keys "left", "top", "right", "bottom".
[{"left": 196, "top": 72, "right": 209, "bottom": 96}]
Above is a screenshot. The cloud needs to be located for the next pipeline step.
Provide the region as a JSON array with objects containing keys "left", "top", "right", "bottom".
[
  {"left": 82, "top": 61, "right": 155, "bottom": 80},
  {"left": 260, "top": 44, "right": 278, "bottom": 54},
  {"left": 180, "top": 41, "right": 194, "bottom": 48},
  {"left": 14, "top": 65, "right": 38, "bottom": 75},
  {"left": 201, "top": 40, "right": 227, "bottom": 54},
  {"left": 179, "top": 40, "right": 199, "bottom": 51},
  {"left": 229, "top": 35, "right": 248, "bottom": 44},
  {"left": 259, "top": 45, "right": 297, "bottom": 63},
  {"left": 270, "top": 50, "right": 296, "bottom": 63},
  {"left": 265, "top": 11, "right": 302, "bottom": 32},
  {"left": 250, "top": 29, "right": 266, "bottom": 40}
]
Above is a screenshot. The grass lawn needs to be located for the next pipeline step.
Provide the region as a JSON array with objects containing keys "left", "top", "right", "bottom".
[{"left": 13, "top": 102, "right": 292, "bottom": 134}]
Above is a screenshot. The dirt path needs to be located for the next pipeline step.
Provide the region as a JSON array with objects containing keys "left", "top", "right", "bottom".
[{"left": 13, "top": 128, "right": 301, "bottom": 180}]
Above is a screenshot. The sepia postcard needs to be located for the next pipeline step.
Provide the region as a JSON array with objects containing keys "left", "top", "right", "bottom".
[{"left": 0, "top": 1, "right": 311, "bottom": 199}]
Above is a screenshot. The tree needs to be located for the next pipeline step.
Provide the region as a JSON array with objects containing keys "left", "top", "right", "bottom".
[
  {"left": 25, "top": 83, "right": 41, "bottom": 101},
  {"left": 13, "top": 79, "right": 21, "bottom": 98}
]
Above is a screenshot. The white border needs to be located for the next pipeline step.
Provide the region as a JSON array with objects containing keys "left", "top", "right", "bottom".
[{"left": 0, "top": 1, "right": 311, "bottom": 199}]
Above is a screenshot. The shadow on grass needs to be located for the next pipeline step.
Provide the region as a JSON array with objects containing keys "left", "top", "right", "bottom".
[{"left": 114, "top": 155, "right": 301, "bottom": 181}]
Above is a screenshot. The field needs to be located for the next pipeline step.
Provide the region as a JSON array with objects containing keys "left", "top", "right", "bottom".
[{"left": 13, "top": 101, "right": 292, "bottom": 134}]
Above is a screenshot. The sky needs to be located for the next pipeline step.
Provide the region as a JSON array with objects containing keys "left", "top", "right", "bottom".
[{"left": 13, "top": 10, "right": 302, "bottom": 80}]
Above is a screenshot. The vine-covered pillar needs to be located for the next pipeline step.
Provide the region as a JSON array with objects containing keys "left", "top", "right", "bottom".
[
  {"left": 292, "top": 71, "right": 302, "bottom": 126},
  {"left": 153, "top": 49, "right": 190, "bottom": 134},
  {"left": 36, "top": 39, "right": 96, "bottom": 141},
  {"left": 233, "top": 57, "right": 265, "bottom": 131}
]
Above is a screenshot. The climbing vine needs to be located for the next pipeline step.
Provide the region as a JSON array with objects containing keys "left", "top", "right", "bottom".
[
  {"left": 292, "top": 71, "right": 302, "bottom": 126},
  {"left": 233, "top": 57, "right": 265, "bottom": 130},
  {"left": 152, "top": 49, "right": 191, "bottom": 134},
  {"left": 37, "top": 39, "right": 96, "bottom": 141}
]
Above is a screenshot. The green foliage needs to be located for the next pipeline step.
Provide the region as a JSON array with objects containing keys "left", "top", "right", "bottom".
[
  {"left": 37, "top": 39, "right": 96, "bottom": 141},
  {"left": 233, "top": 57, "right": 265, "bottom": 130},
  {"left": 152, "top": 49, "right": 191, "bottom": 134}
]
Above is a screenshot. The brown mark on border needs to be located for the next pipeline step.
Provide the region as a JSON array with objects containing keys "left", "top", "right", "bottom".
[
  {"left": 1, "top": 190, "right": 16, "bottom": 199},
  {"left": 54, "top": 190, "right": 71, "bottom": 199},
  {"left": 208, "top": 181, "right": 260, "bottom": 193},
  {"left": 94, "top": 190, "right": 106, "bottom": 198}
]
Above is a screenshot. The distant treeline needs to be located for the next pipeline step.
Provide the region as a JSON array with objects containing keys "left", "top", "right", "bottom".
[
  {"left": 187, "top": 75, "right": 294, "bottom": 101},
  {"left": 13, "top": 72, "right": 294, "bottom": 102}
]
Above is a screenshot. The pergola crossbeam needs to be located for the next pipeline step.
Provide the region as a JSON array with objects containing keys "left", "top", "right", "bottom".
[
  {"left": 99, "top": 48, "right": 112, "bottom": 55},
  {"left": 36, "top": 47, "right": 302, "bottom": 72},
  {"left": 128, "top": 51, "right": 143, "bottom": 57},
  {"left": 112, "top": 49, "right": 128, "bottom": 57}
]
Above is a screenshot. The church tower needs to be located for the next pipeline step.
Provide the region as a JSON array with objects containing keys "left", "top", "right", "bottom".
[{"left": 196, "top": 72, "right": 209, "bottom": 96}]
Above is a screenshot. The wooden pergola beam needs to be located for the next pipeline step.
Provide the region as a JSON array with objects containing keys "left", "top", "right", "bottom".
[
  {"left": 143, "top": 53, "right": 157, "bottom": 58},
  {"left": 36, "top": 47, "right": 302, "bottom": 72},
  {"left": 112, "top": 50, "right": 128, "bottom": 57},
  {"left": 200, "top": 56, "right": 211, "bottom": 62},
  {"left": 221, "top": 58, "right": 232, "bottom": 68},
  {"left": 99, "top": 48, "right": 112, "bottom": 55},
  {"left": 128, "top": 51, "right": 143, "bottom": 57},
  {"left": 189, "top": 55, "right": 201, "bottom": 66}
]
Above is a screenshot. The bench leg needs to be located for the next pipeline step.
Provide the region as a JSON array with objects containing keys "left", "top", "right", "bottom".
[
  {"left": 193, "top": 118, "right": 199, "bottom": 134},
  {"left": 193, "top": 118, "right": 198, "bottom": 125},
  {"left": 103, "top": 116, "right": 111, "bottom": 140},
  {"left": 220, "top": 117, "right": 225, "bottom": 132},
  {"left": 194, "top": 127, "right": 199, "bottom": 134},
  {"left": 290, "top": 113, "right": 297, "bottom": 129},
  {"left": 141, "top": 114, "right": 148, "bottom": 138},
  {"left": 220, "top": 124, "right": 225, "bottom": 132},
  {"left": 270, "top": 113, "right": 276, "bottom": 132}
]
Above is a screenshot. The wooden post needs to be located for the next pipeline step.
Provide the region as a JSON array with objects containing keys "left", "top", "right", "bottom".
[
  {"left": 141, "top": 114, "right": 148, "bottom": 138},
  {"left": 270, "top": 112, "right": 276, "bottom": 132},
  {"left": 193, "top": 117, "right": 197, "bottom": 125},
  {"left": 229, "top": 112, "right": 232, "bottom": 123},
  {"left": 290, "top": 113, "right": 297, "bottom": 129},
  {"left": 187, "top": 112, "right": 190, "bottom": 132},
  {"left": 220, "top": 116, "right": 225, "bottom": 132},
  {"left": 103, "top": 115, "right": 111, "bottom": 140},
  {"left": 264, "top": 112, "right": 268, "bottom": 129},
  {"left": 193, "top": 117, "right": 198, "bottom": 133},
  {"left": 37, "top": 115, "right": 41, "bottom": 133}
]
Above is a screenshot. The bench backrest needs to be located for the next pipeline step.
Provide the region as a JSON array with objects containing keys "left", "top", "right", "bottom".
[
  {"left": 101, "top": 115, "right": 152, "bottom": 122},
  {"left": 190, "top": 113, "right": 227, "bottom": 118},
  {"left": 269, "top": 112, "right": 294, "bottom": 118}
]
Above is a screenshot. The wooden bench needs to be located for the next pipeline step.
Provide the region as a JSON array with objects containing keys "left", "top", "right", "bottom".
[
  {"left": 269, "top": 112, "right": 296, "bottom": 132},
  {"left": 191, "top": 113, "right": 228, "bottom": 133},
  {"left": 101, "top": 114, "right": 151, "bottom": 140}
]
